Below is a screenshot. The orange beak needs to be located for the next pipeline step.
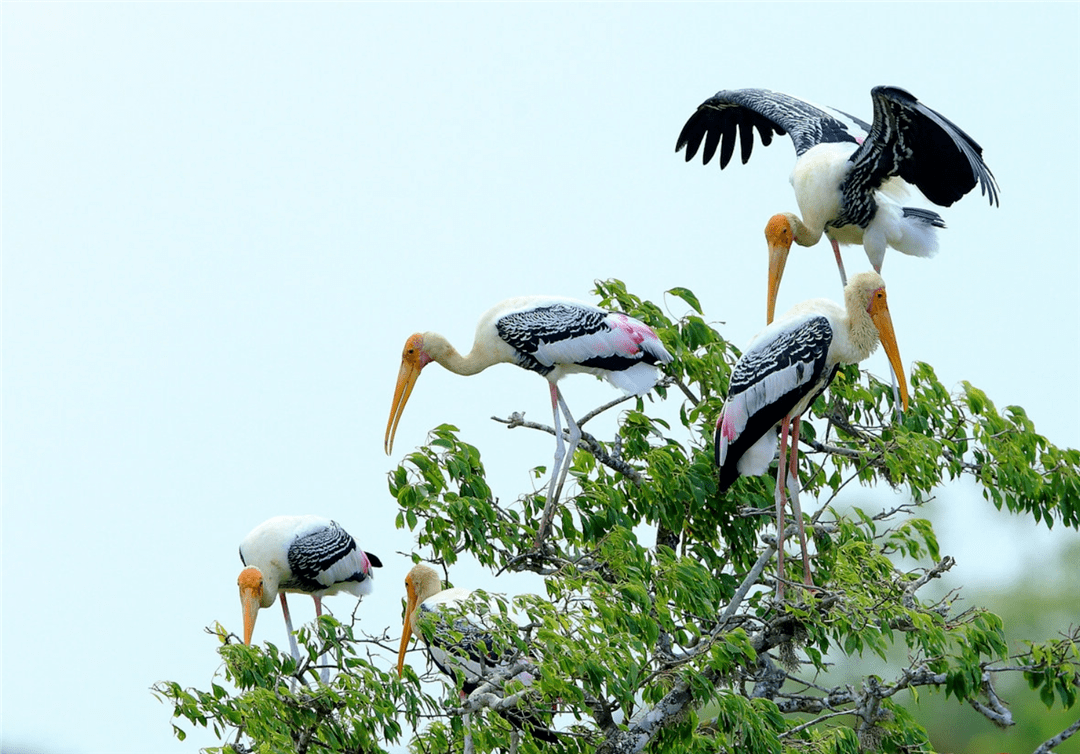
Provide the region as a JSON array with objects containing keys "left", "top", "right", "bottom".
[
  {"left": 867, "top": 288, "right": 909, "bottom": 412},
  {"left": 765, "top": 214, "right": 793, "bottom": 325},
  {"left": 397, "top": 577, "right": 420, "bottom": 676},
  {"left": 237, "top": 568, "right": 264, "bottom": 646},
  {"left": 385, "top": 334, "right": 427, "bottom": 455}
]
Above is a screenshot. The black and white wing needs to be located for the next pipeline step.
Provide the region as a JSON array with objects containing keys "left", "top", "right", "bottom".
[
  {"left": 496, "top": 302, "right": 610, "bottom": 375},
  {"left": 286, "top": 521, "right": 370, "bottom": 593},
  {"left": 496, "top": 299, "right": 670, "bottom": 378},
  {"left": 421, "top": 607, "right": 502, "bottom": 685},
  {"left": 676, "top": 88, "right": 871, "bottom": 166},
  {"left": 839, "top": 86, "right": 1000, "bottom": 227},
  {"left": 715, "top": 315, "right": 835, "bottom": 491}
]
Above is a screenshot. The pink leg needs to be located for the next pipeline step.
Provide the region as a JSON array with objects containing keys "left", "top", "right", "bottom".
[
  {"left": 830, "top": 238, "right": 848, "bottom": 287},
  {"left": 788, "top": 418, "right": 813, "bottom": 587},
  {"left": 775, "top": 419, "right": 792, "bottom": 600}
]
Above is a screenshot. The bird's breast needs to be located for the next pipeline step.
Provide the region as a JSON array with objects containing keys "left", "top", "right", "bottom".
[{"left": 791, "top": 142, "right": 856, "bottom": 230}]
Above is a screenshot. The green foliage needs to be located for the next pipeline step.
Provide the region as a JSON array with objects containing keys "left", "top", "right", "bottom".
[
  {"left": 158, "top": 281, "right": 1080, "bottom": 753},
  {"left": 153, "top": 619, "right": 424, "bottom": 753}
]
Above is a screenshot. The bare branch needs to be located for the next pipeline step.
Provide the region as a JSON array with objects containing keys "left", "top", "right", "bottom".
[
  {"left": 1033, "top": 716, "right": 1080, "bottom": 754},
  {"left": 492, "top": 412, "right": 644, "bottom": 483}
]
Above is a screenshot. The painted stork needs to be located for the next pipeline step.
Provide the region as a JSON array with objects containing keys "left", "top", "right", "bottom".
[
  {"left": 714, "top": 272, "right": 909, "bottom": 597},
  {"left": 238, "top": 515, "right": 382, "bottom": 679},
  {"left": 397, "top": 564, "right": 557, "bottom": 750},
  {"left": 384, "top": 295, "right": 673, "bottom": 541},
  {"left": 675, "top": 86, "right": 999, "bottom": 323}
]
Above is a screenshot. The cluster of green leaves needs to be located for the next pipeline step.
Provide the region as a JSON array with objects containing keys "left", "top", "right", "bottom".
[
  {"left": 154, "top": 619, "right": 428, "bottom": 754},
  {"left": 1024, "top": 631, "right": 1080, "bottom": 710},
  {"left": 158, "top": 280, "right": 1080, "bottom": 753}
]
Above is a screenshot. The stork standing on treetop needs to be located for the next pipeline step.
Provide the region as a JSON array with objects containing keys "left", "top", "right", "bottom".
[
  {"left": 715, "top": 271, "right": 909, "bottom": 598},
  {"left": 384, "top": 295, "right": 673, "bottom": 543},
  {"left": 397, "top": 564, "right": 558, "bottom": 752},
  {"left": 675, "top": 86, "right": 999, "bottom": 323},
  {"left": 237, "top": 515, "right": 382, "bottom": 681}
]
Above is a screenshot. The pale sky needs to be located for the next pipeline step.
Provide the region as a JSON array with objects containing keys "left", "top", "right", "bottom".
[{"left": 4, "top": 4, "right": 1079, "bottom": 753}]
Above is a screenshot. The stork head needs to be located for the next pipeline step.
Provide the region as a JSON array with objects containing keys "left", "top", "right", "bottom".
[
  {"left": 846, "top": 272, "right": 909, "bottom": 412},
  {"left": 385, "top": 333, "right": 435, "bottom": 455},
  {"left": 397, "top": 564, "right": 443, "bottom": 677},
  {"left": 765, "top": 213, "right": 796, "bottom": 324},
  {"left": 237, "top": 566, "right": 275, "bottom": 646}
]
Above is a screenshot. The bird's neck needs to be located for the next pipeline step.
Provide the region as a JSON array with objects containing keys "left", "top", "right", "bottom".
[
  {"left": 788, "top": 214, "right": 823, "bottom": 247},
  {"left": 425, "top": 332, "right": 508, "bottom": 376},
  {"left": 842, "top": 299, "right": 880, "bottom": 363}
]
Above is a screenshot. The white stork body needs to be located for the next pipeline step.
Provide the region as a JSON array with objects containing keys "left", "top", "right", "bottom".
[
  {"left": 385, "top": 296, "right": 673, "bottom": 541},
  {"left": 715, "top": 272, "right": 909, "bottom": 597},
  {"left": 397, "top": 565, "right": 555, "bottom": 750},
  {"left": 397, "top": 564, "right": 504, "bottom": 685},
  {"left": 238, "top": 515, "right": 382, "bottom": 675},
  {"left": 676, "top": 86, "right": 999, "bottom": 322}
]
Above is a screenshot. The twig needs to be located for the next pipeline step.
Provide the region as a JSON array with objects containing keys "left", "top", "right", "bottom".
[
  {"left": 492, "top": 412, "right": 643, "bottom": 483},
  {"left": 1033, "top": 716, "right": 1080, "bottom": 754},
  {"left": 905, "top": 557, "right": 956, "bottom": 596},
  {"left": 715, "top": 544, "right": 776, "bottom": 632}
]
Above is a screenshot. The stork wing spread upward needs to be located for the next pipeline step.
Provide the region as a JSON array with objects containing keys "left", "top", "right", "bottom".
[
  {"left": 287, "top": 523, "right": 367, "bottom": 592},
  {"left": 716, "top": 315, "right": 835, "bottom": 490},
  {"left": 676, "top": 88, "right": 870, "bottom": 166},
  {"left": 842, "top": 86, "right": 1000, "bottom": 218}
]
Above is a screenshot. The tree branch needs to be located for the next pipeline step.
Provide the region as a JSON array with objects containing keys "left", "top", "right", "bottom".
[
  {"left": 1033, "top": 716, "right": 1080, "bottom": 754},
  {"left": 492, "top": 412, "right": 644, "bottom": 483}
]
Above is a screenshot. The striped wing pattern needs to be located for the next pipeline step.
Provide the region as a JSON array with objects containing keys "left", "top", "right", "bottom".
[
  {"left": 419, "top": 604, "right": 504, "bottom": 686},
  {"left": 716, "top": 316, "right": 834, "bottom": 490},
  {"left": 285, "top": 522, "right": 369, "bottom": 593},
  {"left": 496, "top": 303, "right": 669, "bottom": 377},
  {"left": 838, "top": 86, "right": 1000, "bottom": 228},
  {"left": 676, "top": 88, "right": 869, "bottom": 166}
]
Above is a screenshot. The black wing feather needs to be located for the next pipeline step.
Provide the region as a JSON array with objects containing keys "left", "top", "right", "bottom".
[
  {"left": 287, "top": 522, "right": 361, "bottom": 592},
  {"left": 843, "top": 86, "right": 999, "bottom": 219},
  {"left": 717, "top": 317, "right": 835, "bottom": 491},
  {"left": 496, "top": 303, "right": 608, "bottom": 376},
  {"left": 676, "top": 88, "right": 862, "bottom": 166}
]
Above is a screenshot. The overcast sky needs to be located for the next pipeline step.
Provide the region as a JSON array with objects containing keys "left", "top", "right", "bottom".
[{"left": 4, "top": 4, "right": 1079, "bottom": 753}]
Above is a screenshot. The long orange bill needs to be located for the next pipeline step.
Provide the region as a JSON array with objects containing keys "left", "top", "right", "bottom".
[
  {"left": 397, "top": 587, "right": 419, "bottom": 676},
  {"left": 767, "top": 242, "right": 789, "bottom": 325},
  {"left": 385, "top": 333, "right": 431, "bottom": 455},
  {"left": 868, "top": 289, "right": 909, "bottom": 412},
  {"left": 237, "top": 568, "right": 264, "bottom": 645},
  {"left": 765, "top": 215, "right": 793, "bottom": 325},
  {"left": 385, "top": 357, "right": 422, "bottom": 455}
]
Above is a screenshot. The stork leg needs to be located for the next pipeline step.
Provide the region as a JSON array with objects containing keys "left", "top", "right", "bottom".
[
  {"left": 279, "top": 593, "right": 301, "bottom": 662},
  {"left": 550, "top": 388, "right": 582, "bottom": 511},
  {"left": 280, "top": 593, "right": 302, "bottom": 691},
  {"left": 536, "top": 384, "right": 580, "bottom": 544},
  {"left": 313, "top": 596, "right": 330, "bottom": 683},
  {"left": 787, "top": 418, "right": 813, "bottom": 587},
  {"left": 774, "top": 419, "right": 792, "bottom": 600},
  {"left": 830, "top": 237, "right": 848, "bottom": 287}
]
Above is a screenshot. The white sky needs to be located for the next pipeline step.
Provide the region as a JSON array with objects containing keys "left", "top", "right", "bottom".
[{"left": 4, "top": 4, "right": 1079, "bottom": 753}]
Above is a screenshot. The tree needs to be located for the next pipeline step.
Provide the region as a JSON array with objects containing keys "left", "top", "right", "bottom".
[{"left": 155, "top": 280, "right": 1080, "bottom": 754}]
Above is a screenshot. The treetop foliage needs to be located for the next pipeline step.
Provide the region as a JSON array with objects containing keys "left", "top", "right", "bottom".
[{"left": 156, "top": 281, "right": 1080, "bottom": 754}]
